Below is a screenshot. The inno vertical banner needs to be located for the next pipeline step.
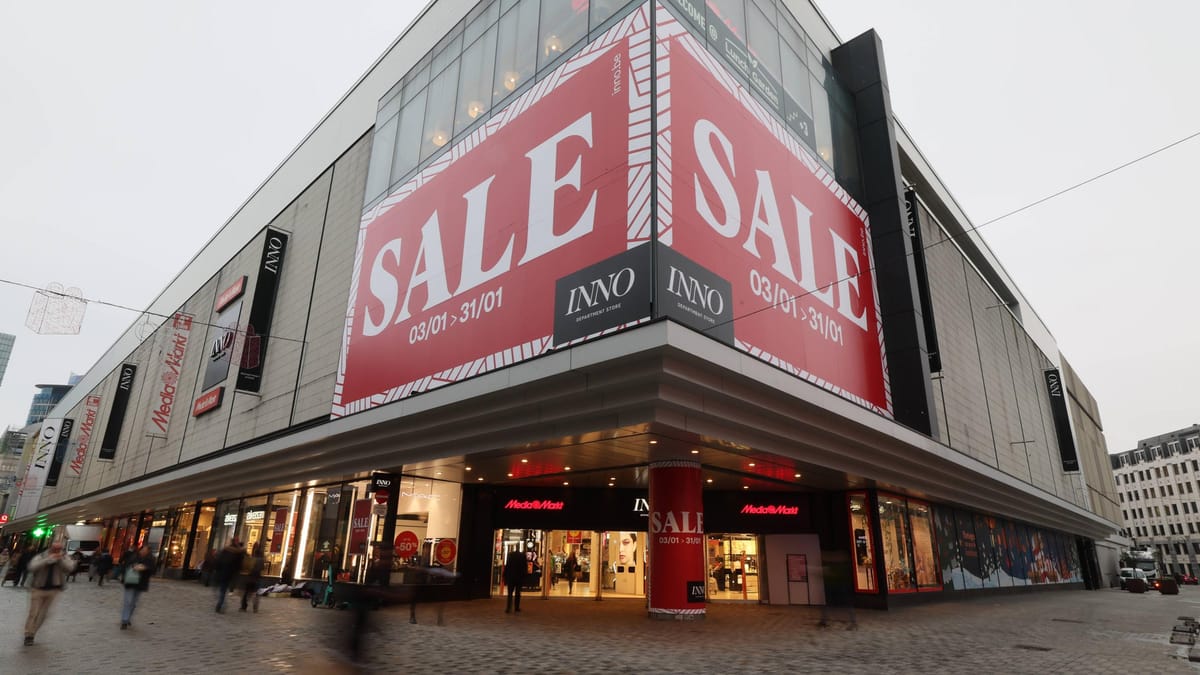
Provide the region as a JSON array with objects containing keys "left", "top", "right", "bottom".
[
  {"left": 44, "top": 417, "right": 75, "bottom": 487},
  {"left": 13, "top": 417, "right": 63, "bottom": 518},
  {"left": 99, "top": 363, "right": 137, "bottom": 460},
  {"left": 1044, "top": 369, "right": 1080, "bottom": 472},
  {"left": 237, "top": 228, "right": 289, "bottom": 392}
]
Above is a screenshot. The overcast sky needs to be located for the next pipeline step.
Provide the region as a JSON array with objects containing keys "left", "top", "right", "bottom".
[{"left": 1, "top": 1, "right": 1196, "bottom": 456}]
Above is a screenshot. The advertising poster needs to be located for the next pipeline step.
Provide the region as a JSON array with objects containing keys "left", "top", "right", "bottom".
[
  {"left": 349, "top": 499, "right": 372, "bottom": 554},
  {"left": 68, "top": 395, "right": 102, "bottom": 477},
  {"left": 932, "top": 505, "right": 962, "bottom": 591},
  {"left": 973, "top": 514, "right": 998, "bottom": 589},
  {"left": 955, "top": 510, "right": 981, "bottom": 589},
  {"left": 656, "top": 7, "right": 891, "bottom": 417},
  {"left": 335, "top": 6, "right": 655, "bottom": 417}
]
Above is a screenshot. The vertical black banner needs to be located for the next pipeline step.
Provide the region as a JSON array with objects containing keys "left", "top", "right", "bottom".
[
  {"left": 44, "top": 417, "right": 75, "bottom": 487},
  {"left": 904, "top": 189, "right": 941, "bottom": 372},
  {"left": 99, "top": 363, "right": 137, "bottom": 460},
  {"left": 1044, "top": 368, "right": 1079, "bottom": 472},
  {"left": 237, "top": 228, "right": 289, "bottom": 392}
]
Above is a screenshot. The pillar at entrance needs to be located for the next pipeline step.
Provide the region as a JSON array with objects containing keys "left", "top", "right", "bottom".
[{"left": 648, "top": 460, "right": 706, "bottom": 619}]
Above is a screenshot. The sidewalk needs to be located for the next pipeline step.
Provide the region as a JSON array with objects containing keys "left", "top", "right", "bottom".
[{"left": 1, "top": 576, "right": 1196, "bottom": 673}]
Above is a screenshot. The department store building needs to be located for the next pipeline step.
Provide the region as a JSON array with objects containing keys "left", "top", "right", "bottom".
[{"left": 6, "top": 0, "right": 1124, "bottom": 614}]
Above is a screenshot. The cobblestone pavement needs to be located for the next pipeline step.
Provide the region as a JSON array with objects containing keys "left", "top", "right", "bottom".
[{"left": 2, "top": 577, "right": 1198, "bottom": 674}]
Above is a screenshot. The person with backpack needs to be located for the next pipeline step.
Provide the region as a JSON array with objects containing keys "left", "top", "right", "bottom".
[
  {"left": 240, "top": 543, "right": 265, "bottom": 613},
  {"left": 213, "top": 538, "right": 245, "bottom": 613}
]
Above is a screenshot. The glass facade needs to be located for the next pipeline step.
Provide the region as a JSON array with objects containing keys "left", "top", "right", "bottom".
[
  {"left": 847, "top": 493, "right": 877, "bottom": 592},
  {"left": 877, "top": 493, "right": 941, "bottom": 593},
  {"left": 363, "top": 0, "right": 860, "bottom": 208}
]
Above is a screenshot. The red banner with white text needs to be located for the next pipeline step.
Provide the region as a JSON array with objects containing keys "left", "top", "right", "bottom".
[
  {"left": 334, "top": 6, "right": 654, "bottom": 417},
  {"left": 657, "top": 8, "right": 891, "bottom": 416}
]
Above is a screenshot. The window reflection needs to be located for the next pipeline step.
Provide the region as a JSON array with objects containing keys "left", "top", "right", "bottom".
[
  {"left": 493, "top": 0, "right": 538, "bottom": 103},
  {"left": 455, "top": 24, "right": 498, "bottom": 136},
  {"left": 538, "top": 0, "right": 587, "bottom": 71},
  {"left": 847, "top": 493, "right": 877, "bottom": 592},
  {"left": 392, "top": 88, "right": 426, "bottom": 180},
  {"left": 422, "top": 59, "right": 461, "bottom": 159},
  {"left": 879, "top": 494, "right": 914, "bottom": 591}
]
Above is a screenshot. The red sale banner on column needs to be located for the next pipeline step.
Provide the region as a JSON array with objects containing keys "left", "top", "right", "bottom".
[
  {"left": 648, "top": 460, "right": 706, "bottom": 617},
  {"left": 656, "top": 7, "right": 891, "bottom": 417},
  {"left": 349, "top": 499, "right": 372, "bottom": 553},
  {"left": 334, "top": 6, "right": 656, "bottom": 417},
  {"left": 270, "top": 508, "right": 288, "bottom": 554}
]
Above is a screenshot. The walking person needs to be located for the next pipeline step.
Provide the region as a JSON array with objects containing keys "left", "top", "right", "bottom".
[
  {"left": 23, "top": 541, "right": 76, "bottom": 646},
  {"left": 565, "top": 551, "right": 578, "bottom": 594},
  {"left": 817, "top": 550, "right": 857, "bottom": 629},
  {"left": 213, "top": 538, "right": 245, "bottom": 613},
  {"left": 14, "top": 545, "right": 33, "bottom": 587},
  {"left": 503, "top": 547, "right": 527, "bottom": 614},
  {"left": 120, "top": 544, "right": 156, "bottom": 629},
  {"left": 93, "top": 550, "right": 113, "bottom": 586},
  {"left": 240, "top": 543, "right": 265, "bottom": 612}
]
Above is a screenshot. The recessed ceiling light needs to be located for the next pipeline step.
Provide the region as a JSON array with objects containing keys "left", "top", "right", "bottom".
[
  {"left": 794, "top": 473, "right": 802, "bottom": 478},
  {"left": 564, "top": 466, "right": 572, "bottom": 471},
  {"left": 507, "top": 473, "right": 514, "bottom": 477},
  {"left": 521, "top": 458, "right": 529, "bottom": 463},
  {"left": 649, "top": 440, "right": 658, "bottom": 445},
  {"left": 435, "top": 471, "right": 442, "bottom": 476},
  {"left": 609, "top": 477, "right": 616, "bottom": 481},
  {"left": 748, "top": 462, "right": 756, "bottom": 467},
  {"left": 477, "top": 477, "right": 484, "bottom": 481},
  {"left": 742, "top": 485, "right": 749, "bottom": 489},
  {"left": 563, "top": 481, "right": 569, "bottom": 486},
  {"left": 465, "top": 467, "right": 472, "bottom": 471},
  {"left": 608, "top": 483, "right": 615, "bottom": 487},
  {"left": 691, "top": 449, "right": 699, "bottom": 454},
  {"left": 706, "top": 478, "right": 713, "bottom": 483}
]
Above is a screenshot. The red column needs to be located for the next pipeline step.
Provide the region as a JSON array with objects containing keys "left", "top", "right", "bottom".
[{"left": 648, "top": 460, "right": 706, "bottom": 619}]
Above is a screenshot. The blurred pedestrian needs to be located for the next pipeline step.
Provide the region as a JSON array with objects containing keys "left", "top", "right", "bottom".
[
  {"left": 23, "top": 541, "right": 76, "bottom": 646},
  {"left": 504, "top": 548, "right": 527, "bottom": 614},
  {"left": 93, "top": 550, "right": 114, "bottom": 586},
  {"left": 565, "top": 551, "right": 578, "bottom": 594},
  {"left": 240, "top": 543, "right": 265, "bottom": 613},
  {"left": 817, "top": 550, "right": 857, "bottom": 629},
  {"left": 14, "top": 546, "right": 33, "bottom": 587},
  {"left": 120, "top": 544, "right": 156, "bottom": 629},
  {"left": 346, "top": 548, "right": 392, "bottom": 663},
  {"left": 213, "top": 538, "right": 245, "bottom": 613},
  {"left": 199, "top": 548, "right": 217, "bottom": 587}
]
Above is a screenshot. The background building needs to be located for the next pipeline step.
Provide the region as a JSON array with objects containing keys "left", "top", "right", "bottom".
[
  {"left": 0, "top": 426, "right": 29, "bottom": 516},
  {"left": 24, "top": 381, "right": 74, "bottom": 426},
  {"left": 4, "top": 0, "right": 1122, "bottom": 608},
  {"left": 1110, "top": 424, "right": 1200, "bottom": 577},
  {"left": 0, "top": 333, "right": 14, "bottom": 387}
]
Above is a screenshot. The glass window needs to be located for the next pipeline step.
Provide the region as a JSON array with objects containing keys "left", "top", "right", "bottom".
[
  {"left": 186, "top": 503, "right": 215, "bottom": 572},
  {"left": 879, "top": 494, "right": 914, "bottom": 592},
  {"left": 954, "top": 510, "right": 981, "bottom": 589},
  {"left": 238, "top": 495, "right": 269, "bottom": 553},
  {"left": 847, "top": 493, "right": 876, "bottom": 592},
  {"left": 933, "top": 505, "right": 963, "bottom": 590},
  {"left": 212, "top": 499, "right": 241, "bottom": 552},
  {"left": 465, "top": 0, "right": 500, "bottom": 45},
  {"left": 493, "top": 0, "right": 539, "bottom": 104},
  {"left": 908, "top": 501, "right": 940, "bottom": 590},
  {"left": 365, "top": 115, "right": 397, "bottom": 204},
  {"left": 781, "top": 44, "right": 812, "bottom": 145},
  {"left": 810, "top": 73, "right": 833, "bottom": 166},
  {"left": 538, "top": 0, "right": 588, "bottom": 71},
  {"left": 392, "top": 88, "right": 426, "bottom": 182},
  {"left": 455, "top": 24, "right": 499, "bottom": 136},
  {"left": 831, "top": 106, "right": 862, "bottom": 197},
  {"left": 164, "top": 505, "right": 195, "bottom": 571},
  {"left": 746, "top": 0, "right": 781, "bottom": 84},
  {"left": 265, "top": 492, "right": 301, "bottom": 581},
  {"left": 422, "top": 59, "right": 461, "bottom": 160},
  {"left": 707, "top": 0, "right": 746, "bottom": 42},
  {"left": 402, "top": 55, "right": 431, "bottom": 104},
  {"left": 591, "top": 0, "right": 633, "bottom": 29},
  {"left": 431, "top": 27, "right": 464, "bottom": 75}
]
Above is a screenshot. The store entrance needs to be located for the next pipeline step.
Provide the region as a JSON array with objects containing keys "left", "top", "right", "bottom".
[
  {"left": 491, "top": 529, "right": 646, "bottom": 599},
  {"left": 707, "top": 533, "right": 760, "bottom": 601}
]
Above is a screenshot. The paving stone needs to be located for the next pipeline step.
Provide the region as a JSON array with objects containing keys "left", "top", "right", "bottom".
[{"left": 1, "top": 579, "right": 1199, "bottom": 673}]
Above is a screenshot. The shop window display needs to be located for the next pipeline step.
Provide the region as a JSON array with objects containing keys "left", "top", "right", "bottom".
[
  {"left": 907, "top": 501, "right": 940, "bottom": 590},
  {"left": 879, "top": 495, "right": 914, "bottom": 591},
  {"left": 163, "top": 505, "right": 195, "bottom": 571},
  {"left": 847, "top": 493, "right": 876, "bottom": 592},
  {"left": 185, "top": 504, "right": 215, "bottom": 573},
  {"left": 707, "top": 534, "right": 758, "bottom": 600}
]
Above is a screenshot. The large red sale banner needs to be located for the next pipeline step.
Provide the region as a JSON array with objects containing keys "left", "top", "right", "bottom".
[
  {"left": 658, "top": 9, "right": 892, "bottom": 416},
  {"left": 335, "top": 7, "right": 654, "bottom": 417}
]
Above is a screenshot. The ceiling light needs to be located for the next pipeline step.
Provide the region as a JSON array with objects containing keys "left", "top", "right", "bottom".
[
  {"left": 521, "top": 459, "right": 529, "bottom": 463},
  {"left": 608, "top": 483, "right": 615, "bottom": 487},
  {"left": 465, "top": 467, "right": 472, "bottom": 471},
  {"left": 609, "top": 477, "right": 616, "bottom": 481},
  {"left": 563, "top": 481, "right": 569, "bottom": 486},
  {"left": 648, "top": 440, "right": 658, "bottom": 445},
  {"left": 706, "top": 478, "right": 713, "bottom": 484},
  {"left": 503, "top": 71, "right": 519, "bottom": 91},
  {"left": 564, "top": 466, "right": 572, "bottom": 471},
  {"left": 507, "top": 473, "right": 513, "bottom": 478},
  {"left": 477, "top": 477, "right": 484, "bottom": 481},
  {"left": 742, "top": 485, "right": 749, "bottom": 489},
  {"left": 435, "top": 471, "right": 442, "bottom": 476},
  {"left": 691, "top": 449, "right": 699, "bottom": 455},
  {"left": 794, "top": 473, "right": 802, "bottom": 478},
  {"left": 748, "top": 462, "right": 756, "bottom": 467},
  {"left": 466, "top": 100, "right": 484, "bottom": 119},
  {"left": 431, "top": 130, "right": 449, "bottom": 147}
]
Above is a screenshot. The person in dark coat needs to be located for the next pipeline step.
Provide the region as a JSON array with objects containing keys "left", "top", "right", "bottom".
[
  {"left": 565, "top": 551, "right": 579, "bottom": 594},
  {"left": 199, "top": 548, "right": 217, "bottom": 586},
  {"left": 504, "top": 548, "right": 528, "bottom": 613},
  {"left": 240, "top": 543, "right": 265, "bottom": 613},
  {"left": 93, "top": 550, "right": 114, "bottom": 586},
  {"left": 14, "top": 546, "right": 33, "bottom": 587},
  {"left": 120, "top": 544, "right": 156, "bottom": 629},
  {"left": 213, "top": 538, "right": 245, "bottom": 613}
]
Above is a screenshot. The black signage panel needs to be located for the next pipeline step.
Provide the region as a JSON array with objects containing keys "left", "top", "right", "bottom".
[
  {"left": 656, "top": 244, "right": 735, "bottom": 346},
  {"left": 1044, "top": 368, "right": 1080, "bottom": 472},
  {"left": 687, "top": 580, "right": 706, "bottom": 603},
  {"left": 45, "top": 417, "right": 75, "bottom": 487},
  {"left": 237, "top": 228, "right": 289, "bottom": 392},
  {"left": 99, "top": 363, "right": 137, "bottom": 460},
  {"left": 904, "top": 189, "right": 942, "bottom": 373},
  {"left": 202, "top": 299, "right": 242, "bottom": 391},
  {"left": 553, "top": 243, "right": 652, "bottom": 347}
]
